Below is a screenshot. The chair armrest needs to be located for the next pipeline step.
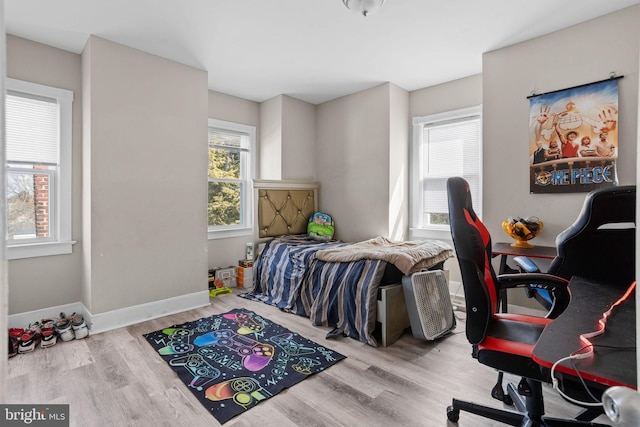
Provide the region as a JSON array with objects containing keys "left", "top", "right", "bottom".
[
  {"left": 513, "top": 256, "right": 541, "bottom": 273},
  {"left": 496, "top": 273, "right": 570, "bottom": 318},
  {"left": 496, "top": 272, "right": 568, "bottom": 288}
]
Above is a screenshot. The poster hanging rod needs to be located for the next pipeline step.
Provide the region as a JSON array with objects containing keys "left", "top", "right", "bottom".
[{"left": 527, "top": 74, "right": 624, "bottom": 99}]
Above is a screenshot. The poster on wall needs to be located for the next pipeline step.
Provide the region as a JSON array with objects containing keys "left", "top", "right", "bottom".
[{"left": 528, "top": 77, "right": 621, "bottom": 194}]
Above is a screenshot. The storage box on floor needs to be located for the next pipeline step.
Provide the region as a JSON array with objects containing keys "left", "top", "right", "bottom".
[{"left": 237, "top": 260, "right": 253, "bottom": 289}]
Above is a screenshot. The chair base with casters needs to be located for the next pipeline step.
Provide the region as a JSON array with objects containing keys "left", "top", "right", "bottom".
[
  {"left": 445, "top": 311, "right": 609, "bottom": 426},
  {"left": 447, "top": 378, "right": 610, "bottom": 426}
]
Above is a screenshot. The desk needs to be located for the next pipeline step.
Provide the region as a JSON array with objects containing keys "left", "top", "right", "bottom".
[
  {"left": 533, "top": 276, "right": 637, "bottom": 390},
  {"left": 492, "top": 242, "right": 556, "bottom": 311},
  {"left": 492, "top": 242, "right": 556, "bottom": 274}
]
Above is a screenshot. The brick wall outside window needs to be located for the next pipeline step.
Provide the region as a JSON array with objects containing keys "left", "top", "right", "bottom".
[{"left": 34, "top": 166, "right": 49, "bottom": 238}]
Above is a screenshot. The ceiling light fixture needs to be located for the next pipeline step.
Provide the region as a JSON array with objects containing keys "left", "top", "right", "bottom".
[{"left": 342, "top": 0, "right": 386, "bottom": 17}]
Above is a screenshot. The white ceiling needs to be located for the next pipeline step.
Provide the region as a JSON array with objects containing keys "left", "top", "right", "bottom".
[{"left": 6, "top": 0, "right": 640, "bottom": 105}]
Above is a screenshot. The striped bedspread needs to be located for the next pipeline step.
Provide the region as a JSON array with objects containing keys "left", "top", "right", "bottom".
[{"left": 239, "top": 235, "right": 387, "bottom": 346}]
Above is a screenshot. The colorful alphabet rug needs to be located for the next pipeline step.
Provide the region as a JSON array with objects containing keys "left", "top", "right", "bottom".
[{"left": 143, "top": 309, "right": 346, "bottom": 424}]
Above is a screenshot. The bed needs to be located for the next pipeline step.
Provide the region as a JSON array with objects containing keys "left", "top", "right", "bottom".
[{"left": 240, "top": 180, "right": 453, "bottom": 347}]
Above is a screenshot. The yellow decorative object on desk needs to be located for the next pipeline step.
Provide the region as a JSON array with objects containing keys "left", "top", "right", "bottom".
[{"left": 502, "top": 216, "right": 543, "bottom": 248}]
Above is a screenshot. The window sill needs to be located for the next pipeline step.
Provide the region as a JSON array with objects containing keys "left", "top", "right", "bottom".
[
  {"left": 409, "top": 227, "right": 453, "bottom": 242},
  {"left": 8, "top": 240, "right": 77, "bottom": 260},
  {"left": 208, "top": 227, "right": 253, "bottom": 240}
]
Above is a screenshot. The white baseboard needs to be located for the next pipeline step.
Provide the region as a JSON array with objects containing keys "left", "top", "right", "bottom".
[
  {"left": 88, "top": 291, "right": 210, "bottom": 334},
  {"left": 8, "top": 291, "right": 211, "bottom": 335}
]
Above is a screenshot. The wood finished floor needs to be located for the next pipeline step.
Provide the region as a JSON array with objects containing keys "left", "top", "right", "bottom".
[{"left": 7, "top": 293, "right": 612, "bottom": 426}]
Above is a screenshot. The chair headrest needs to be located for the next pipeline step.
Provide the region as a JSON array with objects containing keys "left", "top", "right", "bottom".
[{"left": 447, "top": 177, "right": 477, "bottom": 221}]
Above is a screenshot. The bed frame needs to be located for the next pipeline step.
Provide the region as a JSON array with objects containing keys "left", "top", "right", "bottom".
[
  {"left": 252, "top": 179, "right": 410, "bottom": 346},
  {"left": 253, "top": 179, "right": 319, "bottom": 245}
]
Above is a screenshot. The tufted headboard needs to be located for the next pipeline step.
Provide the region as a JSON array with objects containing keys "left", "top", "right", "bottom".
[{"left": 253, "top": 180, "right": 319, "bottom": 243}]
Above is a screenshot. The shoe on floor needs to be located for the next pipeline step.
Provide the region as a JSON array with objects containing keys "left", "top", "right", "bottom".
[
  {"left": 8, "top": 334, "right": 18, "bottom": 358},
  {"left": 55, "top": 313, "right": 75, "bottom": 342},
  {"left": 18, "top": 322, "right": 41, "bottom": 354},
  {"left": 70, "top": 312, "right": 89, "bottom": 340},
  {"left": 40, "top": 319, "right": 58, "bottom": 348},
  {"left": 9, "top": 328, "right": 23, "bottom": 357},
  {"left": 9, "top": 328, "right": 24, "bottom": 341}
]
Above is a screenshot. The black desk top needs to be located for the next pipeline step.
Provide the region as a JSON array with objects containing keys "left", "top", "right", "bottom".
[
  {"left": 532, "top": 276, "right": 636, "bottom": 389},
  {"left": 492, "top": 242, "right": 556, "bottom": 259}
]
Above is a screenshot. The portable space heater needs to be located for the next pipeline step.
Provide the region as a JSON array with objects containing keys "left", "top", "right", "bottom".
[{"left": 401, "top": 270, "right": 456, "bottom": 340}]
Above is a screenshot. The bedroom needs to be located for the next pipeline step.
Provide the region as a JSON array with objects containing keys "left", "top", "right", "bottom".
[{"left": 3, "top": 1, "right": 640, "bottom": 424}]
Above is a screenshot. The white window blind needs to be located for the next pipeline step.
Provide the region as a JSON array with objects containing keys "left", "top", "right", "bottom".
[
  {"left": 209, "top": 127, "right": 251, "bottom": 151},
  {"left": 422, "top": 118, "right": 481, "bottom": 215},
  {"left": 6, "top": 91, "right": 59, "bottom": 165},
  {"left": 5, "top": 78, "right": 74, "bottom": 259},
  {"left": 411, "top": 106, "right": 482, "bottom": 234}
]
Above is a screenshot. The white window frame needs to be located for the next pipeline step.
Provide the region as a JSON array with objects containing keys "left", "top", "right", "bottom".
[
  {"left": 207, "top": 118, "right": 255, "bottom": 240},
  {"left": 410, "top": 105, "right": 482, "bottom": 241},
  {"left": 5, "top": 78, "right": 74, "bottom": 260}
]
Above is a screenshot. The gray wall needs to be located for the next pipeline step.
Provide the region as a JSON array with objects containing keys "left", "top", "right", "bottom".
[
  {"left": 7, "top": 35, "right": 83, "bottom": 314},
  {"left": 259, "top": 95, "right": 282, "bottom": 180},
  {"left": 259, "top": 94, "right": 317, "bottom": 182},
  {"left": 282, "top": 95, "right": 316, "bottom": 182},
  {"left": 388, "top": 84, "right": 409, "bottom": 241},
  {"left": 409, "top": 74, "right": 483, "bottom": 118},
  {"left": 483, "top": 6, "right": 639, "bottom": 248},
  {"left": 317, "top": 82, "right": 409, "bottom": 242},
  {"left": 81, "top": 36, "right": 209, "bottom": 314}
]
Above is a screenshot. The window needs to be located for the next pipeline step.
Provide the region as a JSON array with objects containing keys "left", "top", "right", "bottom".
[
  {"left": 208, "top": 119, "right": 255, "bottom": 239},
  {"left": 5, "top": 78, "right": 74, "bottom": 259},
  {"left": 410, "top": 106, "right": 482, "bottom": 239}
]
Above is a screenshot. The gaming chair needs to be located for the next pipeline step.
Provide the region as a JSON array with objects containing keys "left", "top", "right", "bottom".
[
  {"left": 446, "top": 176, "right": 609, "bottom": 426},
  {"left": 515, "top": 185, "right": 636, "bottom": 310}
]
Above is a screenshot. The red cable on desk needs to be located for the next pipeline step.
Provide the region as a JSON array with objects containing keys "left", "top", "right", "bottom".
[
  {"left": 574, "top": 280, "right": 637, "bottom": 360},
  {"left": 551, "top": 280, "right": 636, "bottom": 406}
]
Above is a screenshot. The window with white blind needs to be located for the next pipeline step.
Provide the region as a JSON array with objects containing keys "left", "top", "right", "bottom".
[
  {"left": 208, "top": 118, "right": 255, "bottom": 239},
  {"left": 410, "top": 106, "right": 482, "bottom": 239},
  {"left": 5, "top": 78, "right": 74, "bottom": 259}
]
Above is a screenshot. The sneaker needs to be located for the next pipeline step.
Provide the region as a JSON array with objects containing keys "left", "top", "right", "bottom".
[
  {"left": 55, "top": 313, "right": 75, "bottom": 342},
  {"left": 18, "top": 323, "right": 41, "bottom": 354},
  {"left": 40, "top": 319, "right": 58, "bottom": 348},
  {"left": 70, "top": 312, "right": 89, "bottom": 339},
  {"left": 8, "top": 334, "right": 18, "bottom": 358},
  {"left": 9, "top": 328, "right": 24, "bottom": 341}
]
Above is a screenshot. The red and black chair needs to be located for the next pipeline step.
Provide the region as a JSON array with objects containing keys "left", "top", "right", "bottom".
[{"left": 445, "top": 176, "right": 609, "bottom": 426}]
